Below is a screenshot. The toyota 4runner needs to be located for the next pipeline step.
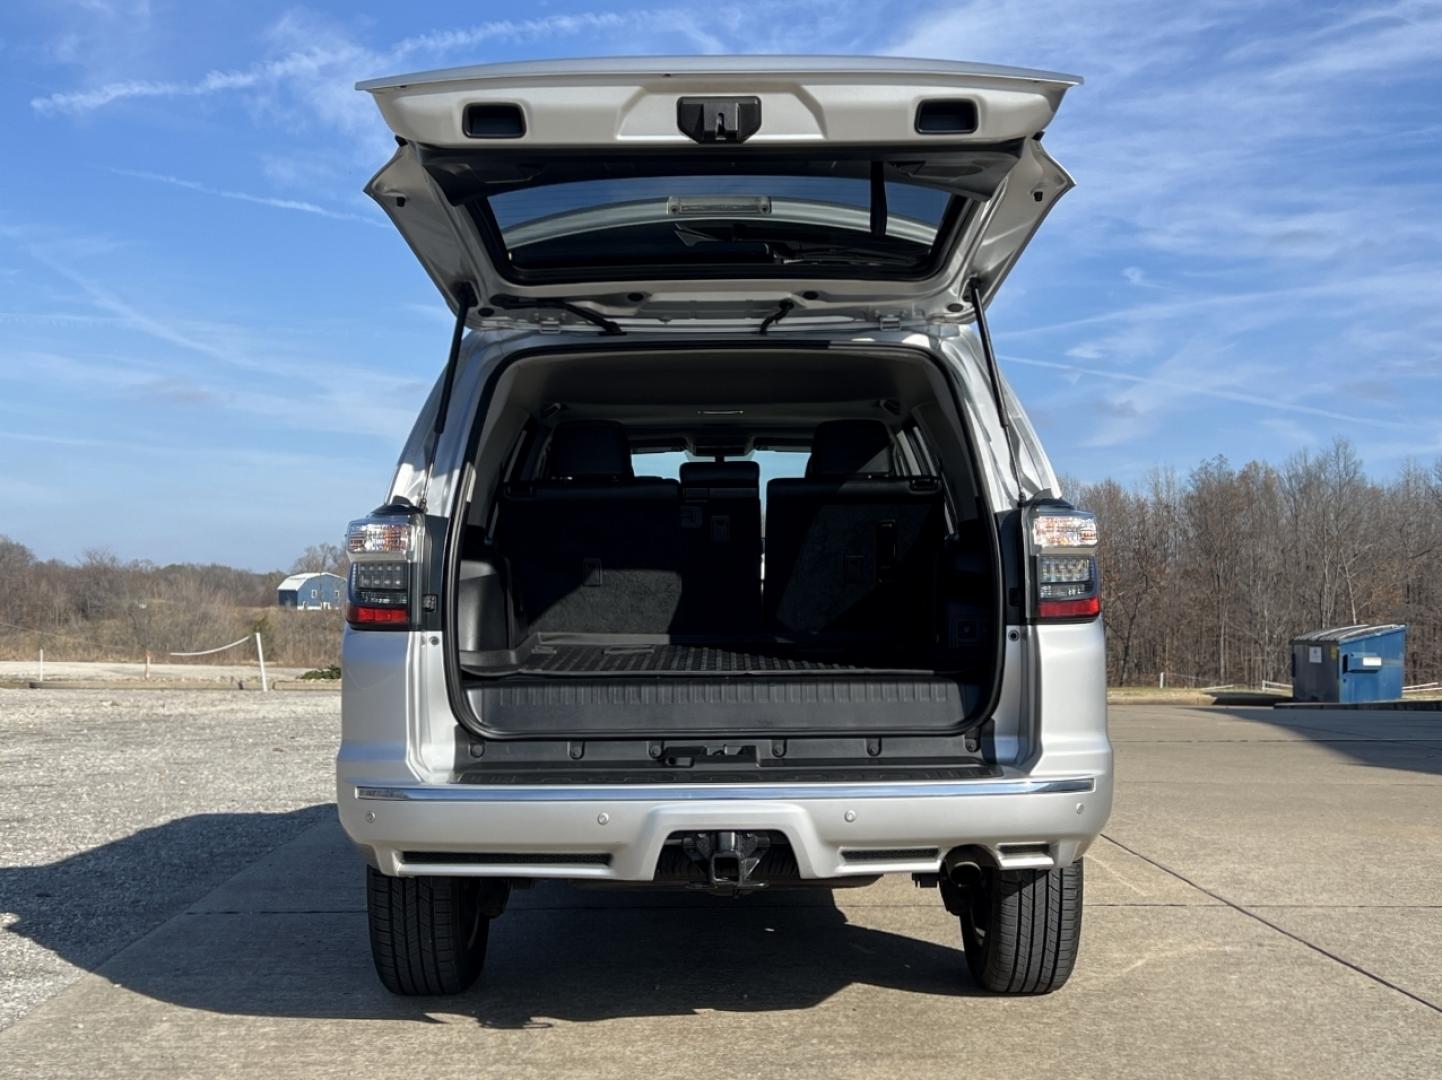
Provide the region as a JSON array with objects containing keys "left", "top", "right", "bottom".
[{"left": 338, "top": 55, "right": 1110, "bottom": 997}]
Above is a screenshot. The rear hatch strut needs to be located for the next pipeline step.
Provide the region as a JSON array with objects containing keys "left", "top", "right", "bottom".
[
  {"left": 968, "top": 277, "right": 1025, "bottom": 508},
  {"left": 422, "top": 281, "right": 476, "bottom": 510}
]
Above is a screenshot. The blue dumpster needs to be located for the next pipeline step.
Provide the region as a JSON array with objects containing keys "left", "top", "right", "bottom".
[{"left": 1290, "top": 625, "right": 1406, "bottom": 703}]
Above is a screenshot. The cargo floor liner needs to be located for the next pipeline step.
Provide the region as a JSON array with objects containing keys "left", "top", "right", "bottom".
[{"left": 517, "top": 642, "right": 935, "bottom": 677}]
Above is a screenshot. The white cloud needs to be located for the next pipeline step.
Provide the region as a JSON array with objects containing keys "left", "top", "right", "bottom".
[{"left": 106, "top": 167, "right": 386, "bottom": 226}]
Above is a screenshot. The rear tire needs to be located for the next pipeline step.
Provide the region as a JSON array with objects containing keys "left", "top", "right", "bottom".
[
  {"left": 954, "top": 861, "right": 1083, "bottom": 994},
  {"left": 366, "top": 868, "right": 502, "bottom": 995}
]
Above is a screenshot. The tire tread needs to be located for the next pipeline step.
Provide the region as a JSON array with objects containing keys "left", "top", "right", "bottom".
[
  {"left": 967, "top": 861, "right": 1083, "bottom": 995},
  {"left": 366, "top": 868, "right": 488, "bottom": 996}
]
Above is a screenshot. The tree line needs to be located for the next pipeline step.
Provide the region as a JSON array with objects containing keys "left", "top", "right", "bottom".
[
  {"left": 1072, "top": 439, "right": 1442, "bottom": 687},
  {"left": 0, "top": 540, "right": 348, "bottom": 668}
]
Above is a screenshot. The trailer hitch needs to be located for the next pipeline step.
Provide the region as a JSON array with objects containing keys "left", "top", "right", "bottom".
[{"left": 682, "top": 830, "right": 771, "bottom": 893}]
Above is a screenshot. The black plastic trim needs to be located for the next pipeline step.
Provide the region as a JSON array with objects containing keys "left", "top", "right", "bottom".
[
  {"left": 841, "top": 847, "right": 940, "bottom": 862},
  {"left": 402, "top": 851, "right": 609, "bottom": 865},
  {"left": 915, "top": 99, "right": 979, "bottom": 135},
  {"left": 462, "top": 103, "right": 526, "bottom": 139}
]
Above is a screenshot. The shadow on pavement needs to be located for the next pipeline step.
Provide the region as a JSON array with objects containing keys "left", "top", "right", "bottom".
[
  {"left": 0, "top": 806, "right": 334, "bottom": 977},
  {"left": 2, "top": 810, "right": 979, "bottom": 1025},
  {"left": 1198, "top": 705, "right": 1442, "bottom": 778}
]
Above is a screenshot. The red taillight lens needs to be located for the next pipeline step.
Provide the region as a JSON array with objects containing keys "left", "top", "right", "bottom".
[
  {"left": 1038, "top": 596, "right": 1101, "bottom": 619},
  {"left": 345, "top": 603, "right": 410, "bottom": 626}
]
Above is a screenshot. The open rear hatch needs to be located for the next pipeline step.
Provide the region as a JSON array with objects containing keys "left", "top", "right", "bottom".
[{"left": 358, "top": 55, "right": 1080, "bottom": 331}]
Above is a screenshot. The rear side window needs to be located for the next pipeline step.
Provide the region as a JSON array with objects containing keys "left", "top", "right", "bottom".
[
  {"left": 632, "top": 450, "right": 808, "bottom": 484},
  {"left": 632, "top": 449, "right": 809, "bottom": 524}
]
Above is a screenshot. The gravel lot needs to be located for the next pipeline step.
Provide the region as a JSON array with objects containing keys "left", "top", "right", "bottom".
[{"left": 0, "top": 688, "right": 337, "bottom": 1028}]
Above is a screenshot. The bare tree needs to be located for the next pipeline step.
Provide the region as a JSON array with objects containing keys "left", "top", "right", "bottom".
[{"left": 291, "top": 543, "right": 349, "bottom": 577}]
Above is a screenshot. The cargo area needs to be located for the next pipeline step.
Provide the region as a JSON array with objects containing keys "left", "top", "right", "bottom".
[{"left": 447, "top": 344, "right": 1003, "bottom": 738}]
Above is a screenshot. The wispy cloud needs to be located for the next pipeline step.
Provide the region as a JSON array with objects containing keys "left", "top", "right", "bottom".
[
  {"left": 27, "top": 244, "right": 232, "bottom": 362},
  {"left": 28, "top": 9, "right": 725, "bottom": 118},
  {"left": 8, "top": 236, "right": 428, "bottom": 442},
  {"left": 105, "top": 167, "right": 385, "bottom": 226},
  {"left": 1002, "top": 353, "right": 1411, "bottom": 432},
  {"left": 0, "top": 426, "right": 379, "bottom": 471}
]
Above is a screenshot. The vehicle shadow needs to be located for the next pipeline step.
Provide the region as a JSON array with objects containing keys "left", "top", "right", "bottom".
[
  {"left": 1, "top": 810, "right": 982, "bottom": 1026},
  {"left": 1190, "top": 704, "right": 1442, "bottom": 778}
]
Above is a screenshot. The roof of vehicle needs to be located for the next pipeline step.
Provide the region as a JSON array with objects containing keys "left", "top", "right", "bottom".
[{"left": 356, "top": 55, "right": 1083, "bottom": 93}]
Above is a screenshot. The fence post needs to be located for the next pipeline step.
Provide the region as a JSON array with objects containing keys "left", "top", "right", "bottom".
[
  {"left": 254, "top": 633, "right": 269, "bottom": 693},
  {"left": 38, "top": 647, "right": 44, "bottom": 683}
]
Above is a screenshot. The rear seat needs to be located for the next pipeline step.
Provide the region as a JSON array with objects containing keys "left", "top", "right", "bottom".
[
  {"left": 763, "top": 419, "right": 944, "bottom": 645},
  {"left": 496, "top": 421, "right": 682, "bottom": 635},
  {"left": 676, "top": 461, "right": 763, "bottom": 634}
]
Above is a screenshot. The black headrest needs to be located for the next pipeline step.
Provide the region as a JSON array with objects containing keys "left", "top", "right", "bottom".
[
  {"left": 805, "top": 420, "right": 895, "bottom": 478},
  {"left": 679, "top": 461, "right": 760, "bottom": 487},
  {"left": 546, "top": 421, "right": 633, "bottom": 480}
]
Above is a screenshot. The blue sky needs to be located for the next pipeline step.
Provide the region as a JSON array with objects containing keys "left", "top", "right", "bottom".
[{"left": 2, "top": 1, "right": 1440, "bottom": 570}]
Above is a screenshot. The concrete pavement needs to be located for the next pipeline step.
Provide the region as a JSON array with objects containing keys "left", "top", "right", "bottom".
[{"left": 2, "top": 698, "right": 1440, "bottom": 1078}]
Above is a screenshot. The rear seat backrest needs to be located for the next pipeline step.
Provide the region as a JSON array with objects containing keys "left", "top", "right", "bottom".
[
  {"left": 496, "top": 420, "right": 682, "bottom": 635},
  {"left": 764, "top": 419, "right": 943, "bottom": 644},
  {"left": 676, "top": 461, "right": 763, "bottom": 634}
]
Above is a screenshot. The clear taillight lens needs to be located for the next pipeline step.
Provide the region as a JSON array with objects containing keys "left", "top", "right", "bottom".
[
  {"left": 1031, "top": 513, "right": 1098, "bottom": 549},
  {"left": 346, "top": 518, "right": 415, "bottom": 555},
  {"left": 344, "top": 510, "right": 421, "bottom": 630}
]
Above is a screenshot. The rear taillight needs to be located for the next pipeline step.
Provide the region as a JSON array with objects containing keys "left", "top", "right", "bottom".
[
  {"left": 1027, "top": 504, "right": 1100, "bottom": 621},
  {"left": 344, "top": 509, "right": 422, "bottom": 630}
]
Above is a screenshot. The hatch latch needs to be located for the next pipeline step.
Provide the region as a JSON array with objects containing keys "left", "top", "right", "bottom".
[{"left": 677, "top": 96, "right": 762, "bottom": 144}]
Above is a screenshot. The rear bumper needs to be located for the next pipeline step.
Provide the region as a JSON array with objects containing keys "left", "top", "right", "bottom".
[{"left": 337, "top": 773, "right": 1112, "bottom": 881}]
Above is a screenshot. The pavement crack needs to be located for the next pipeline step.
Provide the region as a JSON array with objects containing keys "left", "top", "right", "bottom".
[{"left": 1099, "top": 833, "right": 1442, "bottom": 1016}]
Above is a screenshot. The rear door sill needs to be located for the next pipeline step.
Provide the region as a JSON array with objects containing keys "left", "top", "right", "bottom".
[{"left": 466, "top": 674, "right": 984, "bottom": 737}]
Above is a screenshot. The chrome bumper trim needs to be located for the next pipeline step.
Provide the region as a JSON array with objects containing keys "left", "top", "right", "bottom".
[{"left": 355, "top": 777, "right": 1095, "bottom": 803}]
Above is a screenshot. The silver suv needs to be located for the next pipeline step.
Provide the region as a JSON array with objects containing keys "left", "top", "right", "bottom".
[{"left": 338, "top": 56, "right": 1110, "bottom": 997}]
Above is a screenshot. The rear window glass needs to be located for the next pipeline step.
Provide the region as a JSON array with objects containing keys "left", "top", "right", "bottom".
[
  {"left": 492, "top": 177, "right": 951, "bottom": 235},
  {"left": 476, "top": 166, "right": 963, "bottom": 279},
  {"left": 633, "top": 449, "right": 810, "bottom": 523}
]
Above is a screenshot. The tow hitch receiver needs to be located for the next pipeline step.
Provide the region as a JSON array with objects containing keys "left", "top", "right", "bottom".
[{"left": 682, "top": 831, "right": 771, "bottom": 892}]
